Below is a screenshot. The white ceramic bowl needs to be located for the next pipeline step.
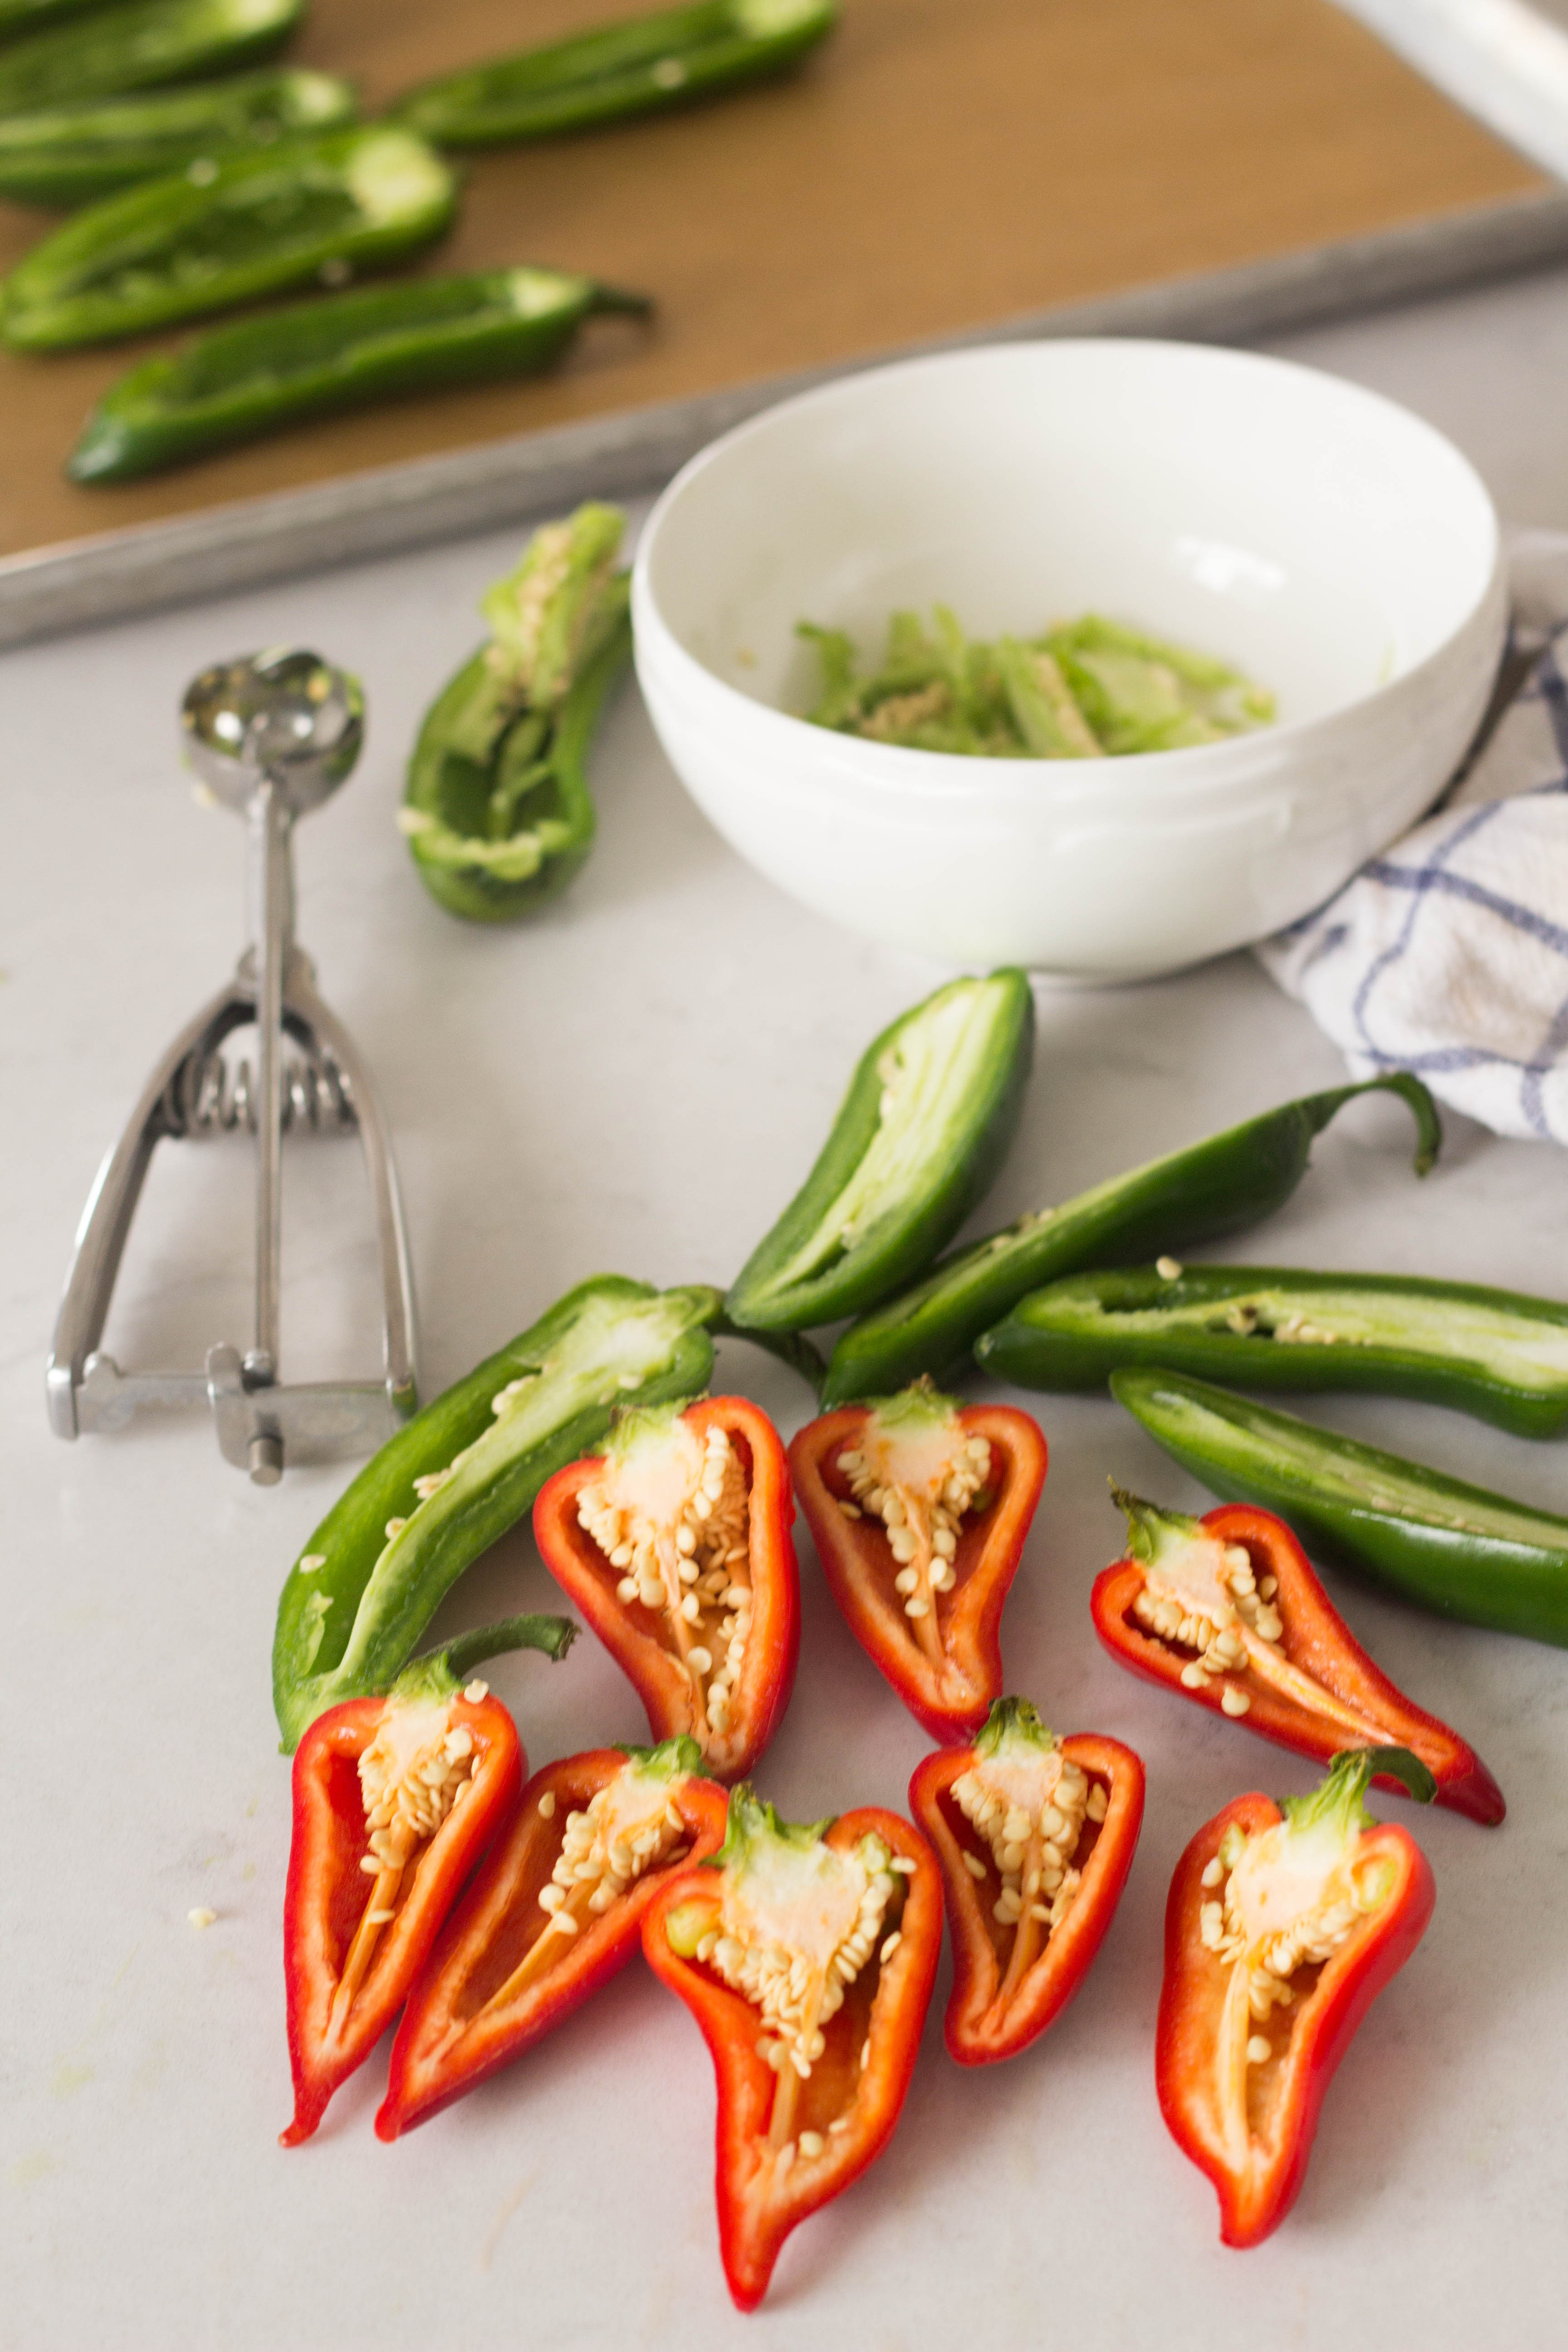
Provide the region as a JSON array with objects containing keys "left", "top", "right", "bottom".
[{"left": 632, "top": 339, "right": 1505, "bottom": 981}]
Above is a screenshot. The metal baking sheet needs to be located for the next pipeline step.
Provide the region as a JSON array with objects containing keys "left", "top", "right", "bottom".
[{"left": 0, "top": 0, "right": 1561, "bottom": 645}]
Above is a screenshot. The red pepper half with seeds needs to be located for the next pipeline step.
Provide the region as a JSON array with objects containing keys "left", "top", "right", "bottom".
[
  {"left": 1158, "top": 1744, "right": 1436, "bottom": 2245},
  {"left": 789, "top": 1382, "right": 1048, "bottom": 1742},
  {"left": 534, "top": 1396, "right": 799, "bottom": 1782},
  {"left": 280, "top": 1614, "right": 573, "bottom": 2146},
  {"left": 377, "top": 1736, "right": 728, "bottom": 2138},
  {"left": 642, "top": 1785, "right": 941, "bottom": 2311},
  {"left": 1093, "top": 1488, "right": 1504, "bottom": 1825},
  {"left": 909, "top": 1696, "right": 1144, "bottom": 2064}
]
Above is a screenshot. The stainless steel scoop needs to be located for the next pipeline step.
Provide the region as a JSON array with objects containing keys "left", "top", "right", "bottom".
[{"left": 47, "top": 647, "right": 418, "bottom": 1484}]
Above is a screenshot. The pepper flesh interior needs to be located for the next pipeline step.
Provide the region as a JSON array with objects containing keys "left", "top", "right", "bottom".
[
  {"left": 1198, "top": 1759, "right": 1397, "bottom": 2153},
  {"left": 838, "top": 1386, "right": 990, "bottom": 1675},
  {"left": 1105, "top": 1279, "right": 1568, "bottom": 1386},
  {"left": 680, "top": 1793, "right": 901, "bottom": 2169},
  {"left": 480, "top": 500, "right": 624, "bottom": 710},
  {"left": 950, "top": 1699, "right": 1100, "bottom": 2005},
  {"left": 768, "top": 977, "right": 1022, "bottom": 1291},
  {"left": 1117, "top": 1490, "right": 1387, "bottom": 1736},
  {"left": 577, "top": 1409, "right": 753, "bottom": 1757},
  {"left": 330, "top": 1691, "right": 475, "bottom": 2038}
]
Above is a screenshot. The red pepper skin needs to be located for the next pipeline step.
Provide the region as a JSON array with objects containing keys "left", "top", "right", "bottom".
[
  {"left": 281, "top": 1689, "right": 522, "bottom": 2146},
  {"left": 533, "top": 1396, "right": 799, "bottom": 1783},
  {"left": 788, "top": 1403, "right": 1048, "bottom": 1741},
  {"left": 908, "top": 1731, "right": 1144, "bottom": 2064},
  {"left": 376, "top": 1749, "right": 729, "bottom": 2139},
  {"left": 1093, "top": 1502, "right": 1504, "bottom": 1826},
  {"left": 1158, "top": 1790, "right": 1434, "bottom": 2246},
  {"left": 642, "top": 1808, "right": 941, "bottom": 2313}
]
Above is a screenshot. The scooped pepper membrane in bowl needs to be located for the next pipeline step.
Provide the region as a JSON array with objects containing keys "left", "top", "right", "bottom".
[
  {"left": 632, "top": 338, "right": 1504, "bottom": 977},
  {"left": 799, "top": 605, "right": 1276, "bottom": 757}
]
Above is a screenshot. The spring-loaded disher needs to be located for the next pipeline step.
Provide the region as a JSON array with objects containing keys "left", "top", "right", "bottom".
[{"left": 47, "top": 648, "right": 417, "bottom": 1483}]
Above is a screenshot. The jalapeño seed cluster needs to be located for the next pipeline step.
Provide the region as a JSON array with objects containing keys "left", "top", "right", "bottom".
[
  {"left": 488, "top": 521, "right": 578, "bottom": 686},
  {"left": 358, "top": 1694, "right": 481, "bottom": 1878},
  {"left": 1132, "top": 1538, "right": 1283, "bottom": 1719},
  {"left": 837, "top": 1429, "right": 991, "bottom": 1625},
  {"left": 1214, "top": 1297, "right": 1355, "bottom": 1345},
  {"left": 951, "top": 1752, "right": 1101, "bottom": 1933},
  {"left": 537, "top": 1767, "right": 690, "bottom": 1932},
  {"left": 694, "top": 1835, "right": 901, "bottom": 2087},
  {"left": 1199, "top": 1839, "right": 1372, "bottom": 2033},
  {"left": 577, "top": 1421, "right": 754, "bottom": 1746}
]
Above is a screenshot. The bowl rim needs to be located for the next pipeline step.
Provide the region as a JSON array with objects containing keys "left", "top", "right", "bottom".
[{"left": 632, "top": 335, "right": 1504, "bottom": 806}]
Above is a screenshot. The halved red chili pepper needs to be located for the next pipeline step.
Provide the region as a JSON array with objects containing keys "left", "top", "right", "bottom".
[
  {"left": 908, "top": 1696, "right": 1144, "bottom": 2064},
  {"left": 1093, "top": 1489, "right": 1503, "bottom": 1825},
  {"left": 377, "top": 1737, "right": 728, "bottom": 2138},
  {"left": 1158, "top": 1745, "right": 1436, "bottom": 2245},
  {"left": 533, "top": 1396, "right": 798, "bottom": 1782},
  {"left": 642, "top": 1786, "right": 941, "bottom": 2311},
  {"left": 279, "top": 1615, "right": 571, "bottom": 2145},
  {"left": 788, "top": 1382, "right": 1048, "bottom": 1741}
]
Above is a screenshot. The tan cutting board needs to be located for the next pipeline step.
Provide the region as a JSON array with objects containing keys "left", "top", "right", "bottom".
[{"left": 0, "top": 0, "right": 1546, "bottom": 564}]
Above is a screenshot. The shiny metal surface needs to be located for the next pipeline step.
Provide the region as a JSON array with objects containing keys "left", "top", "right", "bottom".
[
  {"left": 46, "top": 650, "right": 416, "bottom": 1481},
  {"left": 180, "top": 646, "right": 365, "bottom": 814}
]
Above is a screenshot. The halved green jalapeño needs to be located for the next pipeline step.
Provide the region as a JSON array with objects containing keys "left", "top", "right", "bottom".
[
  {"left": 0, "top": 0, "right": 304, "bottom": 120},
  {"left": 726, "top": 970, "right": 1036, "bottom": 1334},
  {"left": 400, "top": 501, "right": 639, "bottom": 920},
  {"left": 823, "top": 1075, "right": 1439, "bottom": 1404},
  {"left": 1112, "top": 1367, "right": 1568, "bottom": 1650},
  {"left": 69, "top": 270, "right": 647, "bottom": 482},
  {"left": 3, "top": 123, "right": 456, "bottom": 351},
  {"left": 271, "top": 1276, "right": 722, "bottom": 1750},
  {"left": 0, "top": 70, "right": 357, "bottom": 211},
  {"left": 980, "top": 1265, "right": 1568, "bottom": 1438},
  {"left": 392, "top": 0, "right": 838, "bottom": 150}
]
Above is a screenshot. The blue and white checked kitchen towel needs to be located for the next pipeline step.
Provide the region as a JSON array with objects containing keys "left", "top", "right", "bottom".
[{"left": 1259, "top": 530, "right": 1568, "bottom": 1146}]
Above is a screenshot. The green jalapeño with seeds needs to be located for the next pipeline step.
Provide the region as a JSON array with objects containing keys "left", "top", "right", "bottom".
[
  {"left": 725, "top": 969, "right": 1035, "bottom": 1334},
  {"left": 823, "top": 1074, "right": 1440, "bottom": 1403},
  {"left": 272, "top": 1275, "right": 723, "bottom": 1749},
  {"left": 399, "top": 501, "right": 636, "bottom": 920},
  {"left": 982, "top": 1264, "right": 1568, "bottom": 1436}
]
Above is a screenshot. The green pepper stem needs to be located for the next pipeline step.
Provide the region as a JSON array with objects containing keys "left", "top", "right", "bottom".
[
  {"left": 973, "top": 1695, "right": 1057, "bottom": 1756},
  {"left": 712, "top": 1311, "right": 827, "bottom": 1396},
  {"left": 716, "top": 1783, "right": 834, "bottom": 1871},
  {"left": 614, "top": 1733, "right": 714, "bottom": 1781},
  {"left": 588, "top": 282, "right": 654, "bottom": 316},
  {"left": 413, "top": 1612, "right": 578, "bottom": 1691},
  {"left": 1109, "top": 1479, "right": 1204, "bottom": 1561},
  {"left": 1281, "top": 1744, "right": 1437, "bottom": 1838},
  {"left": 1305, "top": 1075, "right": 1441, "bottom": 1179}
]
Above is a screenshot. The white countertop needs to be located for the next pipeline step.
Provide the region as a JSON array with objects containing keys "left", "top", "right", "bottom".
[{"left": 5, "top": 264, "right": 1568, "bottom": 2350}]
